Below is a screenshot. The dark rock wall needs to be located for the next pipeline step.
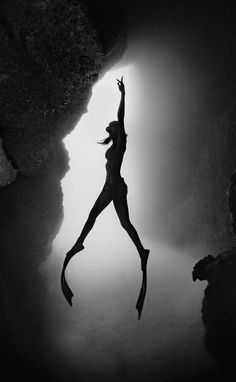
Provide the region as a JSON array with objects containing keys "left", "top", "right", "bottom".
[
  {"left": 0, "top": 0, "right": 125, "bottom": 375},
  {"left": 0, "top": 0, "right": 105, "bottom": 176}
]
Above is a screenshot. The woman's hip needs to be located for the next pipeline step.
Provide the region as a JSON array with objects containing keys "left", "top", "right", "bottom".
[{"left": 104, "top": 178, "right": 128, "bottom": 196}]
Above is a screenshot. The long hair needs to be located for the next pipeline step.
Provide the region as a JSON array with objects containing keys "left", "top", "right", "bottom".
[
  {"left": 97, "top": 121, "right": 118, "bottom": 145},
  {"left": 97, "top": 136, "right": 112, "bottom": 145}
]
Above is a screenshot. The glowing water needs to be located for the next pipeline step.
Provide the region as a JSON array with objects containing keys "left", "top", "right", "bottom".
[{"left": 51, "top": 65, "right": 144, "bottom": 296}]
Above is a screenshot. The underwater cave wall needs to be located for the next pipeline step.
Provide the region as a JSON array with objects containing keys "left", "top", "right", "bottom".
[{"left": 0, "top": 0, "right": 125, "bottom": 376}]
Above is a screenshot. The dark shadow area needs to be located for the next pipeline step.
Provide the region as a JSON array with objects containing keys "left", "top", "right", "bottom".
[{"left": 0, "top": 171, "right": 63, "bottom": 374}]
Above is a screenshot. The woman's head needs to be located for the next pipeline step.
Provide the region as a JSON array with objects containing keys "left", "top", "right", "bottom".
[
  {"left": 98, "top": 121, "right": 118, "bottom": 145},
  {"left": 106, "top": 121, "right": 118, "bottom": 139}
]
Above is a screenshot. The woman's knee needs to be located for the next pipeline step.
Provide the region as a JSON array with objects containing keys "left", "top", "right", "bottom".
[{"left": 120, "top": 217, "right": 130, "bottom": 230}]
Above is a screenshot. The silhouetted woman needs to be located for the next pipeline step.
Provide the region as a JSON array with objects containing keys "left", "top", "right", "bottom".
[{"left": 61, "top": 77, "right": 149, "bottom": 318}]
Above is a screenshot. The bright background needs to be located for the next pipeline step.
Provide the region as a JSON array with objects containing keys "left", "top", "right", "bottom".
[{"left": 40, "top": 63, "right": 215, "bottom": 380}]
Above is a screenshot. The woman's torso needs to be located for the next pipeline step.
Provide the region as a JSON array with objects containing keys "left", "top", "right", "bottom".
[{"left": 105, "top": 137, "right": 127, "bottom": 184}]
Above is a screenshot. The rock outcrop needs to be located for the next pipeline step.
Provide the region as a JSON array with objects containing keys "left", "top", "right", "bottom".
[{"left": 193, "top": 248, "right": 236, "bottom": 374}]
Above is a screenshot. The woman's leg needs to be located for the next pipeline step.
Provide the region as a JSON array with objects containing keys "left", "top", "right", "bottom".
[
  {"left": 61, "top": 184, "right": 112, "bottom": 306},
  {"left": 71, "top": 184, "right": 112, "bottom": 253},
  {"left": 113, "top": 184, "right": 149, "bottom": 319},
  {"left": 113, "top": 185, "right": 149, "bottom": 271}
]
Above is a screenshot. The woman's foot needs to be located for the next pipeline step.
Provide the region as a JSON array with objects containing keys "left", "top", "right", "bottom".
[
  {"left": 68, "top": 242, "right": 84, "bottom": 257},
  {"left": 63, "top": 243, "right": 84, "bottom": 271},
  {"left": 61, "top": 271, "right": 74, "bottom": 306},
  {"left": 140, "top": 249, "right": 150, "bottom": 272},
  {"left": 136, "top": 272, "right": 147, "bottom": 319},
  {"left": 61, "top": 243, "right": 84, "bottom": 306}
]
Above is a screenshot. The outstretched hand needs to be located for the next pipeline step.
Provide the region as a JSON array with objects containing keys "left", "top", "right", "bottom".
[{"left": 117, "top": 76, "right": 125, "bottom": 94}]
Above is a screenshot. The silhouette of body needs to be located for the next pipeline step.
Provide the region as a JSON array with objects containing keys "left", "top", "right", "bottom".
[{"left": 61, "top": 77, "right": 149, "bottom": 319}]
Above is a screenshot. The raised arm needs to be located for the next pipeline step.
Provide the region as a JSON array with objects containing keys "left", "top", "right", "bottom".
[
  {"left": 117, "top": 77, "right": 126, "bottom": 144},
  {"left": 117, "top": 76, "right": 125, "bottom": 121}
]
